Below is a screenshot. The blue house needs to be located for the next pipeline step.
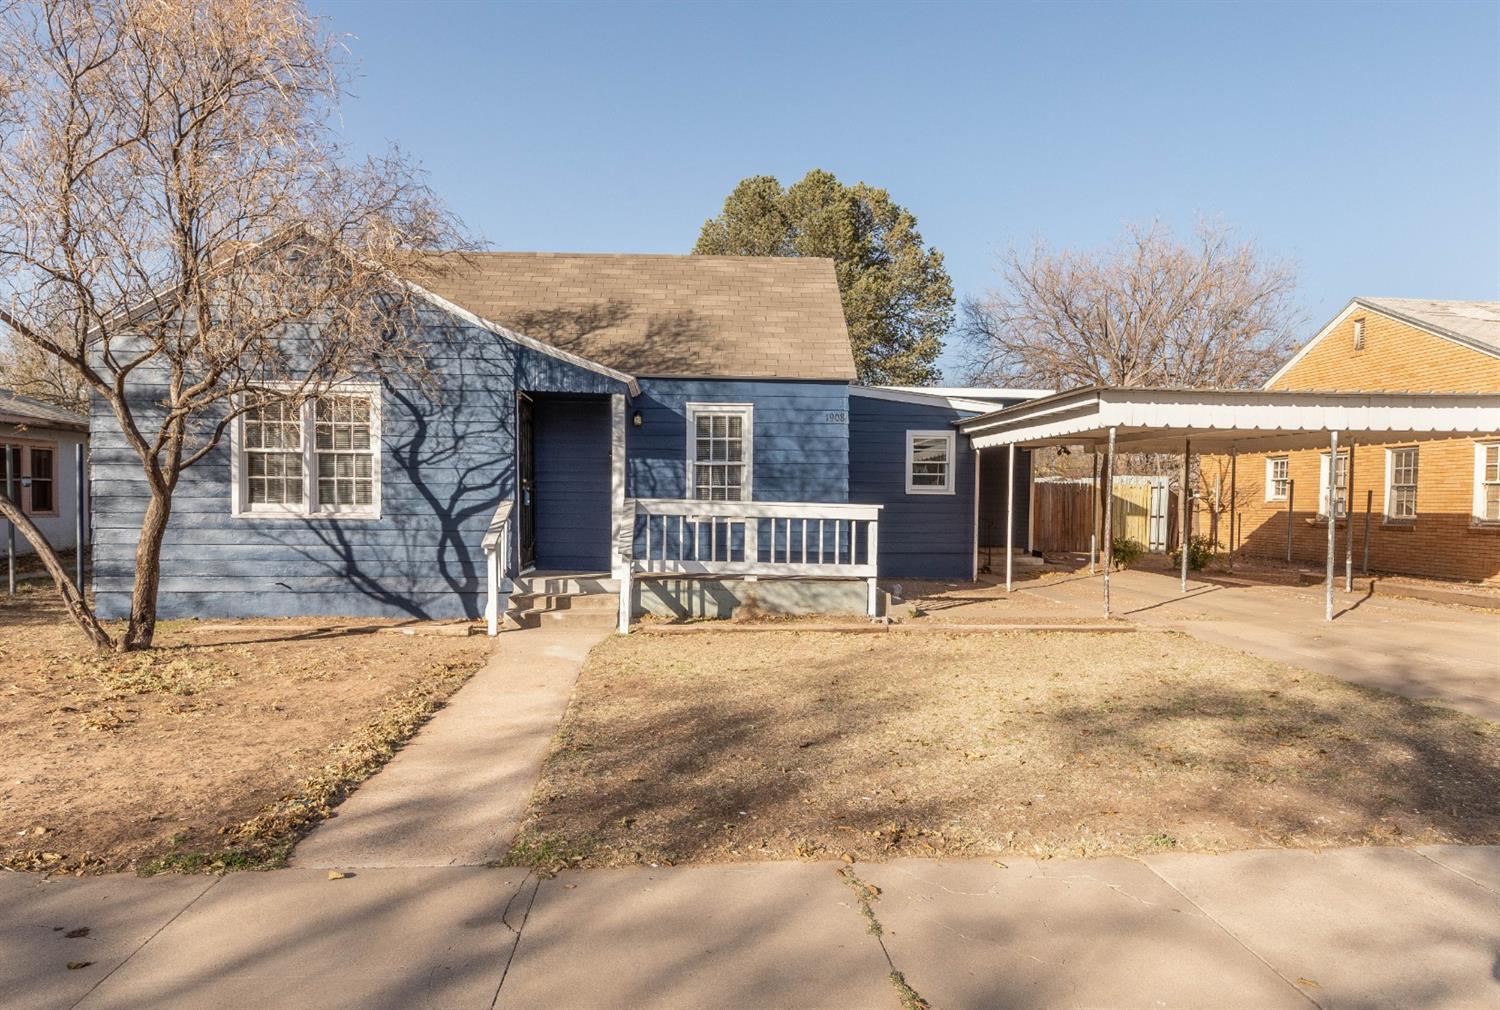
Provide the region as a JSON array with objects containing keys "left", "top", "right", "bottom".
[{"left": 90, "top": 253, "right": 1041, "bottom": 629}]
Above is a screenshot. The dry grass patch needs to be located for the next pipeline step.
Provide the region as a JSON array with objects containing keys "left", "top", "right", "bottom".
[
  {"left": 0, "top": 584, "right": 488, "bottom": 873},
  {"left": 507, "top": 629, "right": 1500, "bottom": 869}
]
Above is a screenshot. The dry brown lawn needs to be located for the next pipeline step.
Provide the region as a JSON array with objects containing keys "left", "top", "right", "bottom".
[
  {"left": 508, "top": 628, "right": 1500, "bottom": 869},
  {"left": 0, "top": 584, "right": 488, "bottom": 873}
]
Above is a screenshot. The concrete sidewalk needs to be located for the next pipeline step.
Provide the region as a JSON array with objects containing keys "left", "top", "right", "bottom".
[
  {"left": 291, "top": 624, "right": 609, "bottom": 868},
  {"left": 6, "top": 844, "right": 1495, "bottom": 1010}
]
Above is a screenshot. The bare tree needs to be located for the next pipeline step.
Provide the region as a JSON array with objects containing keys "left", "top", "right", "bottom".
[
  {"left": 960, "top": 221, "right": 1302, "bottom": 390},
  {"left": 0, "top": 0, "right": 466, "bottom": 651},
  {"left": 1, "top": 329, "right": 88, "bottom": 409}
]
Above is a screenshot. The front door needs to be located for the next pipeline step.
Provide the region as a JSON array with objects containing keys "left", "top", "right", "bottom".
[{"left": 517, "top": 393, "right": 537, "bottom": 570}]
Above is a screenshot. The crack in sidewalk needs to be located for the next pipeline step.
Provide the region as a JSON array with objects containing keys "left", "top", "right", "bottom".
[
  {"left": 837, "top": 866, "right": 933, "bottom": 1010},
  {"left": 488, "top": 870, "right": 542, "bottom": 1008}
]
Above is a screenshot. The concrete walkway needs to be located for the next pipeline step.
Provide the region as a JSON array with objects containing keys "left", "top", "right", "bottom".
[
  {"left": 6, "top": 845, "right": 1496, "bottom": 1009},
  {"left": 971, "top": 568, "right": 1500, "bottom": 721},
  {"left": 291, "top": 624, "right": 609, "bottom": 868}
]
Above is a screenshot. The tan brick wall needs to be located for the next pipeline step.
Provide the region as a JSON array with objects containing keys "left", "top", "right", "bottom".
[
  {"left": 1205, "top": 308, "right": 1500, "bottom": 583},
  {"left": 1267, "top": 309, "right": 1500, "bottom": 393}
]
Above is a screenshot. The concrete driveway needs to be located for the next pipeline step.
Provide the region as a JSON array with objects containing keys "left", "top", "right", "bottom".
[{"left": 956, "top": 567, "right": 1500, "bottom": 721}]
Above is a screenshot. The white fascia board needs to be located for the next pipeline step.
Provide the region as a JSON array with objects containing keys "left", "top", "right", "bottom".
[
  {"left": 878, "top": 385, "right": 1055, "bottom": 402},
  {"left": 854, "top": 385, "right": 1019, "bottom": 414},
  {"left": 964, "top": 387, "right": 1500, "bottom": 450},
  {"left": 403, "top": 279, "right": 640, "bottom": 396}
]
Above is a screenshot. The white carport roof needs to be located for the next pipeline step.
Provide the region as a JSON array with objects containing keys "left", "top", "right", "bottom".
[{"left": 958, "top": 386, "right": 1500, "bottom": 453}]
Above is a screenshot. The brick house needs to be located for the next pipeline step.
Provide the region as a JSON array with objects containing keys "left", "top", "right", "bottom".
[{"left": 1226, "top": 298, "right": 1500, "bottom": 583}]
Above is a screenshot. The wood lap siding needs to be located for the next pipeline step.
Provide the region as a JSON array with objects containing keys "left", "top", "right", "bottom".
[
  {"left": 849, "top": 396, "right": 979, "bottom": 579},
  {"left": 90, "top": 306, "right": 627, "bottom": 621},
  {"left": 626, "top": 379, "right": 849, "bottom": 502}
]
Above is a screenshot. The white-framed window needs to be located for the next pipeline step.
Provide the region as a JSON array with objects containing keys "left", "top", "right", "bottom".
[
  {"left": 1476, "top": 442, "right": 1500, "bottom": 523},
  {"left": 1352, "top": 318, "right": 1366, "bottom": 351},
  {"left": 1265, "top": 456, "right": 1290, "bottom": 501},
  {"left": 1318, "top": 449, "right": 1349, "bottom": 519},
  {"left": 232, "top": 383, "right": 381, "bottom": 518},
  {"left": 905, "top": 430, "right": 956, "bottom": 495},
  {"left": 1384, "top": 446, "right": 1418, "bottom": 523},
  {"left": 686, "top": 402, "right": 752, "bottom": 502}
]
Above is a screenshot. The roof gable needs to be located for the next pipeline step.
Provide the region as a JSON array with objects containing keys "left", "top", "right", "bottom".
[
  {"left": 1265, "top": 297, "right": 1500, "bottom": 389},
  {"left": 407, "top": 252, "right": 856, "bottom": 382}
]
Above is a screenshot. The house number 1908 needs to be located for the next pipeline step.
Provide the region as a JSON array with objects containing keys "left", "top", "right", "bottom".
[{"left": 824, "top": 410, "right": 847, "bottom": 423}]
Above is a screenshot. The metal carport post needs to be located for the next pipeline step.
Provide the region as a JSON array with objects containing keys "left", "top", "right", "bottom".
[{"left": 956, "top": 386, "right": 1500, "bottom": 624}]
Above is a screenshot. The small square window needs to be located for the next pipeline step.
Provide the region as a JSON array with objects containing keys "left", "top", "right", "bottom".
[{"left": 906, "top": 430, "right": 956, "bottom": 495}]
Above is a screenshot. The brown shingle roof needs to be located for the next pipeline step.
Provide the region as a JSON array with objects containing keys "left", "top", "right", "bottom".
[{"left": 408, "top": 252, "right": 856, "bottom": 381}]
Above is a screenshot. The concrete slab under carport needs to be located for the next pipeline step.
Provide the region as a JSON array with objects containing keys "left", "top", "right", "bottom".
[
  {"left": 70, "top": 867, "right": 533, "bottom": 1010},
  {"left": 495, "top": 861, "right": 898, "bottom": 1010},
  {"left": 1143, "top": 846, "right": 1500, "bottom": 1010},
  {"left": 858, "top": 856, "right": 1310, "bottom": 1010},
  {"left": 0, "top": 873, "right": 217, "bottom": 1010},
  {"left": 1001, "top": 567, "right": 1500, "bottom": 721}
]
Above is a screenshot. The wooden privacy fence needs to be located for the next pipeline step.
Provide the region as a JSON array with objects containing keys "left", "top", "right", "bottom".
[
  {"left": 1033, "top": 477, "right": 1173, "bottom": 554},
  {"left": 1033, "top": 480, "right": 1093, "bottom": 552}
]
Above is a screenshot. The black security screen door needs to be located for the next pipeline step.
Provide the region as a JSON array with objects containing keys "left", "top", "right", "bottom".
[{"left": 517, "top": 393, "right": 536, "bottom": 570}]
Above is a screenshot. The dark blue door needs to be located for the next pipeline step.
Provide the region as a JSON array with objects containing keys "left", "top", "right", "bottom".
[{"left": 531, "top": 396, "right": 612, "bottom": 571}]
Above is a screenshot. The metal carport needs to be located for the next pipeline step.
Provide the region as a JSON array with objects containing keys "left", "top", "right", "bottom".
[{"left": 958, "top": 387, "right": 1500, "bottom": 620}]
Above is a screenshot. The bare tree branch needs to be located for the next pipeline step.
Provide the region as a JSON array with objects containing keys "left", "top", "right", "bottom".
[
  {"left": 0, "top": 0, "right": 470, "bottom": 650},
  {"left": 959, "top": 220, "right": 1303, "bottom": 391}
]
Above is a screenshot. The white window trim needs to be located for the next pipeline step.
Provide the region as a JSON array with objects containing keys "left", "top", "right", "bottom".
[
  {"left": 1317, "top": 449, "right": 1349, "bottom": 519},
  {"left": 1264, "top": 455, "right": 1289, "bottom": 502},
  {"left": 685, "top": 402, "right": 753, "bottom": 502},
  {"left": 230, "top": 381, "right": 382, "bottom": 520},
  {"left": 905, "top": 429, "right": 957, "bottom": 495},
  {"left": 1474, "top": 441, "right": 1500, "bottom": 525},
  {"left": 1383, "top": 446, "right": 1418, "bottom": 524}
]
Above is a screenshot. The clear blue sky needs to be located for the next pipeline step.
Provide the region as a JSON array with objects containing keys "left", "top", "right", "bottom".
[{"left": 314, "top": 0, "right": 1500, "bottom": 381}]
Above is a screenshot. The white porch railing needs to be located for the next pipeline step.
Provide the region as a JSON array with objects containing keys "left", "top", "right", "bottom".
[
  {"left": 482, "top": 501, "right": 513, "bottom": 637},
  {"left": 620, "top": 498, "right": 882, "bottom": 630}
]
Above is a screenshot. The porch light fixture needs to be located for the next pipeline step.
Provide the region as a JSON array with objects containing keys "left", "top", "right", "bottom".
[{"left": 632, "top": 410, "right": 643, "bottom": 428}]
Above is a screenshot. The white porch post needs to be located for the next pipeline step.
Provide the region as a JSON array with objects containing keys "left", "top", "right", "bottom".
[
  {"left": 1179, "top": 438, "right": 1191, "bottom": 593},
  {"left": 1005, "top": 442, "right": 1015, "bottom": 592},
  {"left": 486, "top": 548, "right": 500, "bottom": 637},
  {"left": 1326, "top": 430, "right": 1339, "bottom": 621},
  {"left": 866, "top": 519, "right": 880, "bottom": 619},
  {"left": 971, "top": 448, "right": 981, "bottom": 582},
  {"left": 1102, "top": 428, "right": 1116, "bottom": 618},
  {"left": 610, "top": 393, "right": 631, "bottom": 633}
]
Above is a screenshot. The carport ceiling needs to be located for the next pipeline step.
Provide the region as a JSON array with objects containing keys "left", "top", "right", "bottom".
[{"left": 958, "top": 386, "right": 1500, "bottom": 454}]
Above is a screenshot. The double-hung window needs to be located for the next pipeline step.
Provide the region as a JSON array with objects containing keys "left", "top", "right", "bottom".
[
  {"left": 315, "top": 395, "right": 376, "bottom": 511},
  {"left": 1385, "top": 447, "right": 1418, "bottom": 523},
  {"left": 906, "top": 430, "right": 956, "bottom": 495},
  {"left": 1318, "top": 450, "right": 1349, "bottom": 519},
  {"left": 1265, "top": 456, "right": 1289, "bottom": 501},
  {"left": 1477, "top": 442, "right": 1500, "bottom": 523},
  {"left": 687, "top": 403, "right": 752, "bottom": 501},
  {"left": 235, "top": 384, "right": 380, "bottom": 517}
]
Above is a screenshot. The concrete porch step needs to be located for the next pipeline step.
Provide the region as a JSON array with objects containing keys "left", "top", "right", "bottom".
[
  {"left": 503, "top": 605, "right": 618, "bottom": 631},
  {"left": 507, "top": 592, "right": 620, "bottom": 613},
  {"left": 513, "top": 572, "right": 620, "bottom": 596}
]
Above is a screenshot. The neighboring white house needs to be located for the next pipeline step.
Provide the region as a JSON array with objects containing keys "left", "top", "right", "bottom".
[{"left": 1, "top": 388, "right": 88, "bottom": 555}]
